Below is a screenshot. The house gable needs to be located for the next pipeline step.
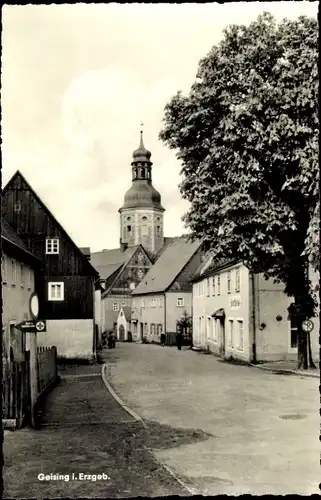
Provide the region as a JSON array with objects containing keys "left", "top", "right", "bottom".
[
  {"left": 2, "top": 171, "right": 98, "bottom": 278},
  {"left": 106, "top": 245, "right": 153, "bottom": 296}
]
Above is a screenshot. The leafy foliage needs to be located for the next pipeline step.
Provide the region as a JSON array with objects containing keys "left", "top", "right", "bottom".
[{"left": 160, "top": 13, "right": 319, "bottom": 320}]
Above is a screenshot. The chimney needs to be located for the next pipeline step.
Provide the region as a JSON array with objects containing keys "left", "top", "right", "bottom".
[{"left": 80, "top": 247, "right": 91, "bottom": 261}]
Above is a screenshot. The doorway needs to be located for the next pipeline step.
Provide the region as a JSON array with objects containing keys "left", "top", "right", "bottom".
[{"left": 140, "top": 322, "right": 144, "bottom": 341}]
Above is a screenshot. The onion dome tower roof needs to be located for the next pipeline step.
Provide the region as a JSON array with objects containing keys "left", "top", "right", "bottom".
[{"left": 119, "top": 129, "right": 165, "bottom": 212}]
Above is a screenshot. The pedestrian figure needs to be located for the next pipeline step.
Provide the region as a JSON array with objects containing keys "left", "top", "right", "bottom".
[
  {"left": 107, "top": 332, "right": 113, "bottom": 349},
  {"left": 176, "top": 332, "right": 182, "bottom": 351},
  {"left": 160, "top": 333, "right": 166, "bottom": 346},
  {"left": 111, "top": 333, "right": 116, "bottom": 348}
]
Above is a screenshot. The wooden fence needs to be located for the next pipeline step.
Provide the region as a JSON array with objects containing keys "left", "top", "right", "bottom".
[
  {"left": 2, "top": 346, "right": 58, "bottom": 427},
  {"left": 2, "top": 352, "right": 30, "bottom": 424},
  {"left": 37, "top": 346, "right": 58, "bottom": 396}
]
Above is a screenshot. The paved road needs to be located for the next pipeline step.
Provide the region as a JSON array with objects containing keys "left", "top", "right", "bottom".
[
  {"left": 3, "top": 360, "right": 188, "bottom": 498},
  {"left": 105, "top": 342, "right": 320, "bottom": 495}
]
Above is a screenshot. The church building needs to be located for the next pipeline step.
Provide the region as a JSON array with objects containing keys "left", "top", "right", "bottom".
[{"left": 91, "top": 130, "right": 182, "bottom": 335}]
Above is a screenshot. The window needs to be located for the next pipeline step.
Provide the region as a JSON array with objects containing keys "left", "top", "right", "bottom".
[
  {"left": 235, "top": 268, "right": 240, "bottom": 292},
  {"left": 27, "top": 268, "right": 32, "bottom": 290},
  {"left": 12, "top": 259, "right": 17, "bottom": 286},
  {"left": 20, "top": 263, "right": 25, "bottom": 287},
  {"left": 48, "top": 282, "right": 64, "bottom": 301},
  {"left": 142, "top": 225, "right": 148, "bottom": 235},
  {"left": 113, "top": 302, "right": 119, "bottom": 311},
  {"left": 159, "top": 297, "right": 162, "bottom": 307},
  {"left": 121, "top": 301, "right": 127, "bottom": 306},
  {"left": 46, "top": 238, "right": 59, "bottom": 254},
  {"left": 141, "top": 168, "right": 145, "bottom": 178},
  {"left": 14, "top": 202, "right": 21, "bottom": 212},
  {"left": 156, "top": 226, "right": 161, "bottom": 236},
  {"left": 152, "top": 298, "right": 156, "bottom": 307},
  {"left": 132, "top": 299, "right": 136, "bottom": 307},
  {"left": 227, "top": 271, "right": 231, "bottom": 294},
  {"left": 217, "top": 275, "right": 221, "bottom": 295},
  {"left": 127, "top": 225, "right": 131, "bottom": 232},
  {"left": 228, "top": 319, "right": 234, "bottom": 348},
  {"left": 2, "top": 257, "right": 7, "bottom": 284},
  {"left": 127, "top": 216, "right": 131, "bottom": 221},
  {"left": 144, "top": 323, "right": 148, "bottom": 334},
  {"left": 151, "top": 323, "right": 155, "bottom": 335},
  {"left": 141, "top": 299, "right": 145, "bottom": 308},
  {"left": 236, "top": 320, "right": 244, "bottom": 350},
  {"left": 207, "top": 278, "right": 210, "bottom": 297},
  {"left": 158, "top": 324, "right": 162, "bottom": 334},
  {"left": 212, "top": 277, "right": 215, "bottom": 296},
  {"left": 177, "top": 297, "right": 184, "bottom": 307}
]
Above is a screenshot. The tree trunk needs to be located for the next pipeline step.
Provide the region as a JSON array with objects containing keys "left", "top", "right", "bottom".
[
  {"left": 307, "top": 331, "right": 317, "bottom": 369},
  {"left": 297, "top": 326, "right": 308, "bottom": 370}
]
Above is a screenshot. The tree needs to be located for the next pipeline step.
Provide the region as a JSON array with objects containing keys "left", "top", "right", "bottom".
[{"left": 159, "top": 13, "right": 319, "bottom": 369}]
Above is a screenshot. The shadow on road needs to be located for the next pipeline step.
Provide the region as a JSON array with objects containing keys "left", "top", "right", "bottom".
[{"left": 143, "top": 420, "right": 214, "bottom": 451}]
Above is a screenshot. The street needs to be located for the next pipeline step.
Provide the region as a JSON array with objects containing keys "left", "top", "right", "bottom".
[
  {"left": 3, "top": 342, "right": 320, "bottom": 497},
  {"left": 106, "top": 342, "right": 320, "bottom": 495}
]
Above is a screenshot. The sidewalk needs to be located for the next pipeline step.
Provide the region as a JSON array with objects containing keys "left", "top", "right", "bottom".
[
  {"left": 3, "top": 354, "right": 188, "bottom": 498},
  {"left": 250, "top": 360, "right": 320, "bottom": 378}
]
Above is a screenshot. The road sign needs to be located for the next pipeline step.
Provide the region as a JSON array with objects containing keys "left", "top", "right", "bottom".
[
  {"left": 15, "top": 320, "right": 37, "bottom": 333},
  {"left": 35, "top": 320, "right": 46, "bottom": 332},
  {"left": 302, "top": 319, "right": 314, "bottom": 333}
]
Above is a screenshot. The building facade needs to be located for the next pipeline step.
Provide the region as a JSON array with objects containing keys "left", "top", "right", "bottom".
[
  {"left": 1, "top": 219, "right": 41, "bottom": 361},
  {"left": 131, "top": 238, "right": 204, "bottom": 343},
  {"left": 192, "top": 256, "right": 319, "bottom": 363},
  {"left": 2, "top": 171, "right": 100, "bottom": 361}
]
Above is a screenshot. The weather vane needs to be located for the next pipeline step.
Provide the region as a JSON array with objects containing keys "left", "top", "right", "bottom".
[{"left": 140, "top": 121, "right": 144, "bottom": 134}]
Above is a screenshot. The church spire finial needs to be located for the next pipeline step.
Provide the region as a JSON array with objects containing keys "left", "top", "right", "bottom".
[{"left": 139, "top": 121, "right": 144, "bottom": 148}]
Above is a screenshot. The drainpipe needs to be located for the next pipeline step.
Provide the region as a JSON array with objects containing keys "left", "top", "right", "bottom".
[{"left": 251, "top": 272, "right": 257, "bottom": 364}]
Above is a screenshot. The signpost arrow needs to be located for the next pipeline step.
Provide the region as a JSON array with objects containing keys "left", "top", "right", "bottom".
[{"left": 15, "top": 320, "right": 37, "bottom": 333}]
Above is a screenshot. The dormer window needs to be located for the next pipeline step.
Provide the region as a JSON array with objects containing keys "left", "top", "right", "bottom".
[{"left": 46, "top": 238, "right": 59, "bottom": 254}]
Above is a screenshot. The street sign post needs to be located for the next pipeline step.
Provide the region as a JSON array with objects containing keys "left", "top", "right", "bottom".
[
  {"left": 301, "top": 319, "right": 314, "bottom": 333},
  {"left": 15, "top": 320, "right": 37, "bottom": 333}
]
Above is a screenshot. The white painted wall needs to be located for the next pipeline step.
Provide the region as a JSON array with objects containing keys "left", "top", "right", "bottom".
[{"left": 37, "top": 319, "right": 94, "bottom": 361}]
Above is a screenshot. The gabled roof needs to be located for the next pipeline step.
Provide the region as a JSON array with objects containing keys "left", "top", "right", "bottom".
[
  {"left": 1, "top": 218, "right": 40, "bottom": 263},
  {"left": 119, "top": 306, "right": 131, "bottom": 321},
  {"left": 2, "top": 170, "right": 99, "bottom": 278},
  {"left": 132, "top": 237, "right": 202, "bottom": 295},
  {"left": 91, "top": 246, "right": 139, "bottom": 280},
  {"left": 191, "top": 251, "right": 240, "bottom": 283}
]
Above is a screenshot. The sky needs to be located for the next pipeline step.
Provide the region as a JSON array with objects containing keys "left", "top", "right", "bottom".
[{"left": 2, "top": 2, "right": 318, "bottom": 252}]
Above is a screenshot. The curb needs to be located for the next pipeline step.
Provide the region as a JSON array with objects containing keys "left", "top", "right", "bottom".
[
  {"left": 101, "top": 364, "right": 148, "bottom": 429},
  {"left": 250, "top": 363, "right": 320, "bottom": 379},
  {"left": 101, "top": 364, "right": 196, "bottom": 496},
  {"left": 144, "top": 447, "right": 198, "bottom": 496}
]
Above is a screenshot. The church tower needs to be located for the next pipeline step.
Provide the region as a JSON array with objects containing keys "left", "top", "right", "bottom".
[{"left": 119, "top": 129, "right": 165, "bottom": 253}]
